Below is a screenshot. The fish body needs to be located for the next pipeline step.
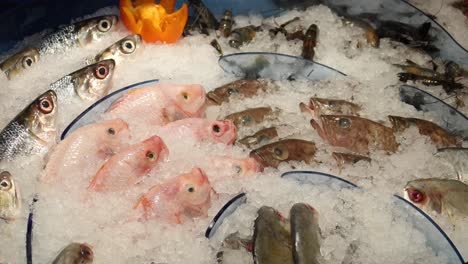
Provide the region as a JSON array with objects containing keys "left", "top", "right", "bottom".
[
  {"left": 342, "top": 16, "right": 379, "bottom": 48},
  {"left": 311, "top": 115, "right": 398, "bottom": 154},
  {"left": 253, "top": 206, "right": 293, "bottom": 264},
  {"left": 0, "top": 90, "right": 57, "bottom": 161},
  {"left": 302, "top": 24, "right": 318, "bottom": 60},
  {"left": 103, "top": 83, "right": 206, "bottom": 130},
  {"left": 134, "top": 167, "right": 213, "bottom": 224},
  {"left": 42, "top": 119, "right": 130, "bottom": 184},
  {"left": 250, "top": 139, "right": 317, "bottom": 168},
  {"left": 159, "top": 118, "right": 237, "bottom": 145},
  {"left": 376, "top": 21, "right": 431, "bottom": 45},
  {"left": 218, "top": 10, "right": 234, "bottom": 37},
  {"left": 290, "top": 203, "right": 322, "bottom": 264},
  {"left": 229, "top": 25, "right": 262, "bottom": 48},
  {"left": 300, "top": 97, "right": 361, "bottom": 119},
  {"left": 389, "top": 116, "right": 460, "bottom": 148},
  {"left": 51, "top": 243, "right": 93, "bottom": 264},
  {"left": 404, "top": 178, "right": 468, "bottom": 218},
  {"left": 94, "top": 34, "right": 142, "bottom": 64},
  {"left": 0, "top": 171, "right": 21, "bottom": 221},
  {"left": 50, "top": 59, "right": 115, "bottom": 102},
  {"left": 224, "top": 107, "right": 273, "bottom": 128},
  {"left": 88, "top": 135, "right": 169, "bottom": 192},
  {"left": 0, "top": 48, "right": 40, "bottom": 80},
  {"left": 238, "top": 127, "right": 278, "bottom": 148},
  {"left": 39, "top": 15, "right": 119, "bottom": 55},
  {"left": 332, "top": 152, "right": 371, "bottom": 169},
  {"left": 207, "top": 80, "right": 270, "bottom": 105},
  {"left": 435, "top": 148, "right": 468, "bottom": 182}
]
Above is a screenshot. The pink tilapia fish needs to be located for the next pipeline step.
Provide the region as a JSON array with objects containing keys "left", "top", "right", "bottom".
[
  {"left": 134, "top": 167, "right": 213, "bottom": 224},
  {"left": 41, "top": 119, "right": 130, "bottom": 184},
  {"left": 208, "top": 156, "right": 262, "bottom": 177},
  {"left": 103, "top": 83, "right": 206, "bottom": 129},
  {"left": 158, "top": 118, "right": 237, "bottom": 145},
  {"left": 88, "top": 135, "right": 169, "bottom": 192}
]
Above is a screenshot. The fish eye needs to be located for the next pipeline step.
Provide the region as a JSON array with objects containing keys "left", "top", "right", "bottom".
[
  {"left": 227, "top": 88, "right": 237, "bottom": 96},
  {"left": 187, "top": 186, "right": 195, "bottom": 193},
  {"left": 408, "top": 189, "right": 424, "bottom": 203},
  {"left": 22, "top": 56, "right": 34, "bottom": 68},
  {"left": 181, "top": 92, "right": 189, "bottom": 100},
  {"left": 79, "top": 244, "right": 93, "bottom": 260},
  {"left": 234, "top": 165, "right": 242, "bottom": 174},
  {"left": 146, "top": 151, "right": 157, "bottom": 161},
  {"left": 241, "top": 115, "right": 252, "bottom": 125},
  {"left": 94, "top": 64, "right": 109, "bottom": 79},
  {"left": 272, "top": 146, "right": 289, "bottom": 160},
  {"left": 0, "top": 179, "right": 10, "bottom": 189},
  {"left": 121, "top": 40, "right": 136, "bottom": 54},
  {"left": 107, "top": 128, "right": 115, "bottom": 135},
  {"left": 338, "top": 118, "right": 350, "bottom": 128},
  {"left": 98, "top": 19, "right": 111, "bottom": 32},
  {"left": 39, "top": 98, "right": 54, "bottom": 114},
  {"left": 212, "top": 124, "right": 221, "bottom": 133}
]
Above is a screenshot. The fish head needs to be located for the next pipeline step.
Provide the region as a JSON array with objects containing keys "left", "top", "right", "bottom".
[
  {"left": 26, "top": 90, "right": 58, "bottom": 145},
  {"left": 290, "top": 203, "right": 318, "bottom": 223},
  {"left": 207, "top": 80, "right": 266, "bottom": 105},
  {"left": 404, "top": 180, "right": 432, "bottom": 211},
  {"left": 0, "top": 171, "right": 20, "bottom": 220},
  {"left": 213, "top": 156, "right": 262, "bottom": 177},
  {"left": 71, "top": 59, "right": 115, "bottom": 101},
  {"left": 54, "top": 243, "right": 94, "bottom": 264},
  {"left": 162, "top": 84, "right": 207, "bottom": 119},
  {"left": 78, "top": 243, "right": 94, "bottom": 264},
  {"left": 95, "top": 34, "right": 142, "bottom": 64},
  {"left": 176, "top": 167, "right": 212, "bottom": 215},
  {"left": 76, "top": 15, "right": 119, "bottom": 46},
  {"left": 98, "top": 119, "right": 131, "bottom": 151},
  {"left": 138, "top": 135, "right": 169, "bottom": 171},
  {"left": 203, "top": 119, "right": 237, "bottom": 144},
  {"left": 0, "top": 171, "right": 13, "bottom": 192},
  {"left": 250, "top": 139, "right": 316, "bottom": 168},
  {"left": 225, "top": 107, "right": 273, "bottom": 128},
  {"left": 256, "top": 206, "right": 287, "bottom": 226},
  {"left": 0, "top": 48, "right": 40, "bottom": 80}
]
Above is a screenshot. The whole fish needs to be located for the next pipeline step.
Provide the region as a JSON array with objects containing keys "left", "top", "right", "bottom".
[
  {"left": 209, "top": 156, "right": 261, "bottom": 177},
  {"left": 134, "top": 167, "right": 213, "bottom": 224},
  {"left": 299, "top": 97, "right": 361, "bottom": 119},
  {"left": 0, "top": 48, "right": 40, "bottom": 80},
  {"left": 302, "top": 24, "right": 318, "bottom": 60},
  {"left": 41, "top": 119, "right": 130, "bottom": 184},
  {"left": 51, "top": 242, "right": 93, "bottom": 264},
  {"left": 224, "top": 107, "right": 274, "bottom": 128},
  {"left": 158, "top": 118, "right": 237, "bottom": 145},
  {"left": 88, "top": 135, "right": 169, "bottom": 192},
  {"left": 435, "top": 148, "right": 468, "bottom": 182},
  {"left": 332, "top": 152, "right": 371, "bottom": 169},
  {"left": 229, "top": 25, "right": 262, "bottom": 48},
  {"left": 397, "top": 72, "right": 463, "bottom": 94},
  {"left": 290, "top": 203, "right": 322, "bottom": 264},
  {"left": 50, "top": 59, "right": 115, "bottom": 102},
  {"left": 310, "top": 115, "right": 398, "bottom": 154},
  {"left": 388, "top": 116, "right": 460, "bottom": 148},
  {"left": 207, "top": 79, "right": 270, "bottom": 105},
  {"left": 218, "top": 10, "right": 234, "bottom": 37},
  {"left": 404, "top": 178, "right": 468, "bottom": 218},
  {"left": 94, "top": 34, "right": 142, "bottom": 64},
  {"left": 394, "top": 60, "right": 444, "bottom": 79},
  {"left": 39, "top": 15, "right": 119, "bottom": 55},
  {"left": 238, "top": 127, "right": 278, "bottom": 148},
  {"left": 0, "top": 171, "right": 21, "bottom": 221},
  {"left": 253, "top": 206, "right": 293, "bottom": 264},
  {"left": 342, "top": 16, "right": 379, "bottom": 48},
  {"left": 103, "top": 83, "right": 206, "bottom": 130},
  {"left": 250, "top": 139, "right": 317, "bottom": 168},
  {"left": 0, "top": 90, "right": 57, "bottom": 161}
]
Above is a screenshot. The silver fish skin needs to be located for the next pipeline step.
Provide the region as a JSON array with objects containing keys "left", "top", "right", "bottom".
[
  {"left": 0, "top": 171, "right": 21, "bottom": 221},
  {"left": 436, "top": 148, "right": 468, "bottom": 182},
  {"left": 290, "top": 203, "right": 322, "bottom": 264},
  {"left": 39, "top": 15, "right": 119, "bottom": 55},
  {"left": 0, "top": 48, "right": 40, "bottom": 80},
  {"left": 0, "top": 90, "right": 57, "bottom": 161},
  {"left": 94, "top": 34, "right": 142, "bottom": 64},
  {"left": 52, "top": 243, "right": 94, "bottom": 264},
  {"left": 50, "top": 59, "right": 115, "bottom": 102}
]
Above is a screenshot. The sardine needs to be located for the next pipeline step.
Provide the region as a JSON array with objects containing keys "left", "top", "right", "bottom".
[
  {"left": 224, "top": 107, "right": 274, "bottom": 128},
  {"left": 51, "top": 243, "right": 94, "bottom": 264},
  {"left": 0, "top": 48, "right": 40, "bottom": 80},
  {"left": 300, "top": 97, "right": 361, "bottom": 118},
  {"left": 207, "top": 79, "right": 270, "bottom": 105},
  {"left": 238, "top": 127, "right": 278, "bottom": 147},
  {"left": 404, "top": 178, "right": 468, "bottom": 218},
  {"left": 94, "top": 34, "right": 142, "bottom": 64},
  {"left": 50, "top": 59, "right": 115, "bottom": 102},
  {"left": 218, "top": 10, "right": 234, "bottom": 37},
  {"left": 229, "top": 25, "right": 262, "bottom": 48},
  {"left": 250, "top": 139, "right": 317, "bottom": 168},
  {"left": 0, "top": 171, "right": 21, "bottom": 221},
  {"left": 290, "top": 203, "right": 322, "bottom": 264},
  {"left": 435, "top": 148, "right": 468, "bottom": 182},
  {"left": 302, "top": 24, "right": 318, "bottom": 60},
  {"left": 0, "top": 90, "right": 57, "bottom": 161}
]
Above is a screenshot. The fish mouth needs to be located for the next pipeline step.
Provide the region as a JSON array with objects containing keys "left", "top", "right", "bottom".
[
  {"left": 206, "top": 92, "right": 222, "bottom": 105},
  {"left": 249, "top": 150, "right": 266, "bottom": 171}
]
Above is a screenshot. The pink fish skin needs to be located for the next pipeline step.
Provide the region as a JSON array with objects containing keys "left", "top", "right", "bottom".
[
  {"left": 104, "top": 84, "right": 206, "bottom": 129},
  {"left": 41, "top": 119, "right": 130, "bottom": 184},
  {"left": 160, "top": 118, "right": 237, "bottom": 145},
  {"left": 134, "top": 167, "right": 213, "bottom": 224},
  {"left": 209, "top": 156, "right": 261, "bottom": 177},
  {"left": 88, "top": 135, "right": 169, "bottom": 192}
]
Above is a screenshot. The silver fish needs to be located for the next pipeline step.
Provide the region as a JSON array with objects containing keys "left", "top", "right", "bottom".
[
  {"left": 0, "top": 48, "right": 40, "bottom": 80},
  {"left": 0, "top": 171, "right": 21, "bottom": 221},
  {"left": 52, "top": 243, "right": 94, "bottom": 264},
  {"left": 94, "top": 34, "right": 142, "bottom": 64},
  {"left": 0, "top": 90, "right": 58, "bottom": 161},
  {"left": 50, "top": 59, "right": 115, "bottom": 101}
]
